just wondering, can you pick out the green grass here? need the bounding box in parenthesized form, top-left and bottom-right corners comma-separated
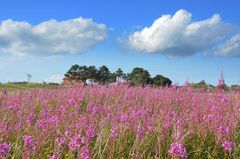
(0, 83, 59, 92)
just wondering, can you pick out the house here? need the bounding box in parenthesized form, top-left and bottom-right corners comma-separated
(63, 77, 84, 86)
(86, 79, 98, 86)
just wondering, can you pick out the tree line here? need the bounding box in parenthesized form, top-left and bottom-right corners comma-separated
(64, 65, 172, 87)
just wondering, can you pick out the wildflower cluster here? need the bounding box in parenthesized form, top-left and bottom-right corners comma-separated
(169, 143, 187, 158)
(0, 142, 10, 157)
(0, 85, 239, 158)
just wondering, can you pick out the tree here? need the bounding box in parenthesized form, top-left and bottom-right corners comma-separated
(98, 65, 111, 84)
(65, 65, 89, 84)
(77, 65, 89, 83)
(197, 80, 206, 86)
(65, 64, 80, 78)
(110, 68, 126, 83)
(128, 67, 151, 86)
(151, 74, 172, 87)
(64, 65, 172, 87)
(115, 68, 124, 78)
(86, 66, 98, 81)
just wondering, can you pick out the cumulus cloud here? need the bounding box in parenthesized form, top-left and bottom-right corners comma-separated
(211, 33, 240, 57)
(45, 74, 63, 83)
(0, 17, 107, 56)
(127, 9, 236, 57)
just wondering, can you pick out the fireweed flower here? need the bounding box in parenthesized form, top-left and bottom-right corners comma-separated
(217, 126, 231, 143)
(222, 140, 233, 152)
(80, 136, 85, 144)
(218, 126, 230, 136)
(0, 142, 10, 157)
(79, 146, 90, 159)
(136, 126, 145, 139)
(69, 135, 83, 151)
(22, 135, 37, 151)
(120, 113, 128, 123)
(69, 139, 80, 151)
(55, 136, 66, 147)
(111, 129, 118, 138)
(65, 131, 72, 138)
(107, 113, 111, 119)
(168, 143, 187, 159)
(26, 113, 36, 125)
(7, 104, 20, 110)
(67, 99, 76, 105)
(147, 124, 155, 132)
(86, 126, 95, 139)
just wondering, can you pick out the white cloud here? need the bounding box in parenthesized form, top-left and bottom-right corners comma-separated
(0, 17, 107, 56)
(127, 9, 236, 57)
(45, 74, 63, 83)
(211, 33, 240, 57)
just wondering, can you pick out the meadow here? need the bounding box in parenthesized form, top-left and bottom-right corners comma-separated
(0, 85, 240, 159)
(0, 83, 59, 92)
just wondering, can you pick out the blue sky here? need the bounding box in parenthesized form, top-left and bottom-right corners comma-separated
(0, 0, 240, 85)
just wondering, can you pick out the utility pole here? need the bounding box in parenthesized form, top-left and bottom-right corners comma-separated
(26, 74, 32, 84)
(218, 70, 225, 89)
(218, 71, 225, 86)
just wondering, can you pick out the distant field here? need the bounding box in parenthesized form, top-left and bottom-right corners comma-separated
(0, 83, 60, 92)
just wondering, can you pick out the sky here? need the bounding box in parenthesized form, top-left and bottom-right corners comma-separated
(0, 0, 240, 85)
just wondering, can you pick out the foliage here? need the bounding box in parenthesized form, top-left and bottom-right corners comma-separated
(65, 65, 172, 87)
(151, 74, 172, 87)
(86, 66, 98, 81)
(110, 68, 127, 83)
(65, 65, 89, 83)
(115, 68, 124, 78)
(97, 65, 111, 84)
(127, 67, 151, 86)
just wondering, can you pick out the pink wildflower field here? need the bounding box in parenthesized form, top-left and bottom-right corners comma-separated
(0, 85, 240, 159)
